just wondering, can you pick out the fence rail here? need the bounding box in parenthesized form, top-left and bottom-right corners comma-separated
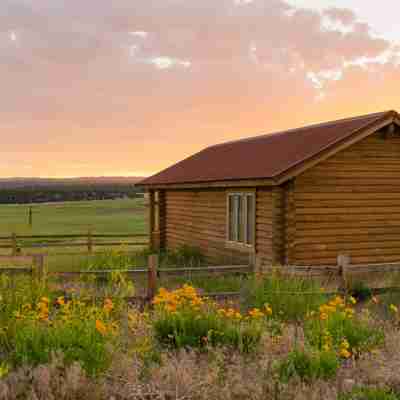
(5, 251, 400, 304)
(0, 232, 148, 255)
(0, 254, 44, 278)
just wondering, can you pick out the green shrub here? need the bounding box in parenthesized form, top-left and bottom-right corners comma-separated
(278, 349, 339, 382)
(9, 312, 113, 375)
(339, 387, 400, 400)
(85, 247, 150, 270)
(304, 300, 384, 356)
(243, 273, 326, 321)
(0, 275, 122, 376)
(152, 285, 268, 353)
(348, 281, 373, 302)
(159, 245, 205, 268)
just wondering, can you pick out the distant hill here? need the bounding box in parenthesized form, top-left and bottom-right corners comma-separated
(0, 177, 144, 189)
(0, 177, 147, 204)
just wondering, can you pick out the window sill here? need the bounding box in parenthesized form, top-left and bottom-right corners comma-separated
(225, 241, 255, 253)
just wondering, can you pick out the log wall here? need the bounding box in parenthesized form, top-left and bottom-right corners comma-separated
(164, 188, 275, 265)
(292, 130, 400, 265)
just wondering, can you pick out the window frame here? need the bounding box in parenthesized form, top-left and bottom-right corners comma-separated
(226, 190, 256, 249)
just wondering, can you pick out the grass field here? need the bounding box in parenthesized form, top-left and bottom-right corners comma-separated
(0, 198, 147, 235)
(0, 198, 148, 271)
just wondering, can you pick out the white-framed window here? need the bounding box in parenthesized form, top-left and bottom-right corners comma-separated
(227, 192, 255, 246)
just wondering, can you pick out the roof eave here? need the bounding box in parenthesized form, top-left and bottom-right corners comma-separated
(274, 111, 397, 185)
(137, 110, 398, 190)
(137, 177, 277, 190)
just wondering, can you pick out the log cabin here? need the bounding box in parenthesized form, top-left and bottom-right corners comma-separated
(138, 110, 400, 267)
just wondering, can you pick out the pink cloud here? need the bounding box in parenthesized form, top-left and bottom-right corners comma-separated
(0, 0, 399, 177)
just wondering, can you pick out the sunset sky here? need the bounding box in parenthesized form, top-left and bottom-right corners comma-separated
(2, 1, 400, 178)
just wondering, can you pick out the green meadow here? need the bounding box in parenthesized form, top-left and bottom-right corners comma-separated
(0, 198, 147, 235)
(0, 198, 148, 271)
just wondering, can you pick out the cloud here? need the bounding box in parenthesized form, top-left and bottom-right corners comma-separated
(0, 0, 399, 176)
(323, 7, 356, 25)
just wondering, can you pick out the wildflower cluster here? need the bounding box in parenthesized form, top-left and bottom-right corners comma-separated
(305, 295, 383, 360)
(152, 285, 271, 352)
(3, 291, 121, 375)
(153, 284, 203, 313)
(318, 296, 355, 321)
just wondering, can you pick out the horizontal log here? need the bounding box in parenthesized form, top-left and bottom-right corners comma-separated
(296, 206, 400, 215)
(297, 240, 400, 252)
(296, 226, 400, 237)
(296, 219, 400, 230)
(296, 185, 400, 194)
(296, 178, 400, 186)
(296, 192, 400, 201)
(295, 254, 400, 266)
(295, 233, 400, 245)
(295, 248, 400, 260)
(297, 199, 400, 208)
(297, 213, 400, 223)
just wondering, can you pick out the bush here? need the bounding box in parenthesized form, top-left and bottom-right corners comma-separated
(159, 245, 205, 268)
(305, 296, 384, 358)
(85, 247, 150, 270)
(348, 281, 373, 302)
(152, 285, 271, 352)
(278, 349, 339, 382)
(0, 276, 122, 375)
(243, 273, 326, 321)
(339, 387, 400, 400)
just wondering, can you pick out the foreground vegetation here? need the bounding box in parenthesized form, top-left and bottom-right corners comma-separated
(1, 271, 400, 399)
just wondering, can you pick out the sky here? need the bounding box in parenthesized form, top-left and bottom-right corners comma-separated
(2, 1, 400, 178)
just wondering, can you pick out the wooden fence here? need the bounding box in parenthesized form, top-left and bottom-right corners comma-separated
(0, 232, 148, 256)
(4, 252, 400, 303)
(0, 254, 45, 279)
(51, 256, 252, 301)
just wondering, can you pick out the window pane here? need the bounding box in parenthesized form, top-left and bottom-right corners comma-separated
(237, 195, 244, 242)
(228, 195, 235, 241)
(246, 195, 255, 245)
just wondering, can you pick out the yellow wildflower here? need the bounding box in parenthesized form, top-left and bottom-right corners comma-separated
(56, 296, 65, 306)
(320, 312, 328, 321)
(95, 319, 107, 336)
(13, 311, 22, 320)
(103, 298, 113, 313)
(345, 307, 354, 317)
(339, 348, 351, 359)
(340, 339, 350, 349)
(234, 312, 242, 320)
(390, 304, 398, 314)
(349, 296, 357, 305)
(264, 303, 273, 316)
(248, 308, 264, 319)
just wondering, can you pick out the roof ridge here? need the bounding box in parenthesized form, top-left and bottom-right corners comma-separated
(210, 110, 393, 149)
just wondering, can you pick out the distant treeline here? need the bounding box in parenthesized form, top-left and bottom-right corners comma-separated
(0, 177, 145, 204)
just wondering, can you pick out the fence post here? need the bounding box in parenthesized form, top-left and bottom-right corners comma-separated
(32, 254, 45, 281)
(337, 254, 350, 295)
(11, 232, 17, 256)
(147, 254, 158, 302)
(253, 255, 262, 276)
(87, 230, 93, 253)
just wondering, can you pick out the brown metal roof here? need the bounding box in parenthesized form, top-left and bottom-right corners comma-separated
(140, 110, 396, 186)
